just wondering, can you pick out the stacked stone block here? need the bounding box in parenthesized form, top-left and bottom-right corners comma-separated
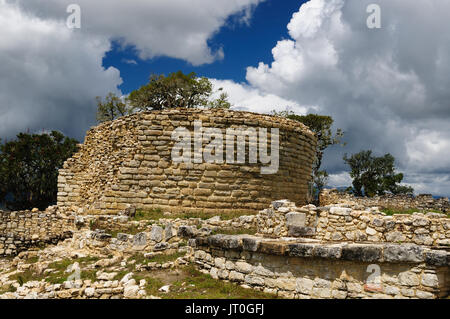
(0, 207, 74, 256)
(320, 189, 450, 212)
(57, 108, 317, 215)
(190, 234, 450, 299)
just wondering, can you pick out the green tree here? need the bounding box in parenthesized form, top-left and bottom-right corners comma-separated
(209, 90, 231, 109)
(96, 92, 130, 123)
(127, 71, 231, 111)
(343, 150, 414, 197)
(273, 111, 344, 192)
(0, 131, 79, 210)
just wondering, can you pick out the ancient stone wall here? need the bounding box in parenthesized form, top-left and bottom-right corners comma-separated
(190, 234, 450, 299)
(0, 207, 74, 256)
(256, 200, 450, 246)
(57, 108, 317, 215)
(319, 189, 450, 212)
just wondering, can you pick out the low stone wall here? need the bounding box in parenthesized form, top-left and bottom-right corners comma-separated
(190, 234, 450, 299)
(319, 189, 450, 212)
(0, 207, 74, 257)
(256, 200, 450, 246)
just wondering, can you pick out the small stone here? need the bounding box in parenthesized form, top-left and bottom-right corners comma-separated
(421, 273, 439, 288)
(150, 226, 163, 243)
(159, 285, 170, 293)
(365, 227, 377, 236)
(124, 285, 140, 298)
(84, 287, 95, 297)
(398, 271, 420, 286)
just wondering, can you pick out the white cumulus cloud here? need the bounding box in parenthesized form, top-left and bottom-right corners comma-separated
(0, 0, 264, 140)
(0, 1, 122, 140)
(224, 0, 450, 196)
(14, 0, 264, 65)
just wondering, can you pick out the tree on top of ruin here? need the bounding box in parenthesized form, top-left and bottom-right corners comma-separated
(126, 71, 231, 112)
(96, 93, 130, 123)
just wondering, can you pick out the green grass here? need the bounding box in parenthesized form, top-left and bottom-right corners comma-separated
(163, 266, 277, 299)
(147, 252, 186, 264)
(135, 208, 256, 222)
(9, 256, 101, 286)
(133, 208, 163, 221)
(25, 256, 39, 264)
(129, 266, 278, 299)
(381, 208, 449, 217)
(0, 284, 17, 294)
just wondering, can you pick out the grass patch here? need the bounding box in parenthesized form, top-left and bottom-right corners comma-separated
(133, 208, 163, 221)
(135, 208, 256, 222)
(129, 266, 277, 299)
(25, 256, 39, 264)
(164, 266, 277, 299)
(147, 252, 186, 264)
(9, 256, 101, 285)
(9, 270, 39, 286)
(0, 284, 16, 294)
(381, 208, 449, 217)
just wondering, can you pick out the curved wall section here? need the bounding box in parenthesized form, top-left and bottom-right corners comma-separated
(57, 108, 317, 215)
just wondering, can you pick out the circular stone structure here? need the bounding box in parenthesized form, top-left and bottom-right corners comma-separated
(57, 108, 317, 215)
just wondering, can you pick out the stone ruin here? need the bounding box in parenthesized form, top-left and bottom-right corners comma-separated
(57, 108, 317, 215)
(320, 188, 450, 213)
(1, 109, 449, 299)
(189, 198, 450, 299)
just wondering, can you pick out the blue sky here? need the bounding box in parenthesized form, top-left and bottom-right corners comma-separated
(103, 0, 308, 94)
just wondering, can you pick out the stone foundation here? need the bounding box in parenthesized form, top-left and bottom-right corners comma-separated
(190, 234, 450, 299)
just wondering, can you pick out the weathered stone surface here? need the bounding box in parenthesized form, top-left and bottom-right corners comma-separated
(313, 245, 342, 259)
(296, 278, 313, 295)
(341, 245, 382, 262)
(242, 237, 260, 252)
(421, 273, 439, 288)
(424, 250, 448, 266)
(285, 213, 306, 227)
(287, 226, 316, 237)
(133, 232, 147, 246)
(288, 243, 315, 258)
(272, 200, 290, 210)
(235, 262, 253, 274)
(259, 241, 287, 255)
(383, 244, 424, 263)
(150, 226, 163, 243)
(177, 225, 197, 239)
(57, 109, 317, 216)
(398, 271, 420, 286)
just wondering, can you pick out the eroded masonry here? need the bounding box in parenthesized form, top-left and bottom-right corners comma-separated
(57, 108, 317, 215)
(1, 110, 449, 299)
